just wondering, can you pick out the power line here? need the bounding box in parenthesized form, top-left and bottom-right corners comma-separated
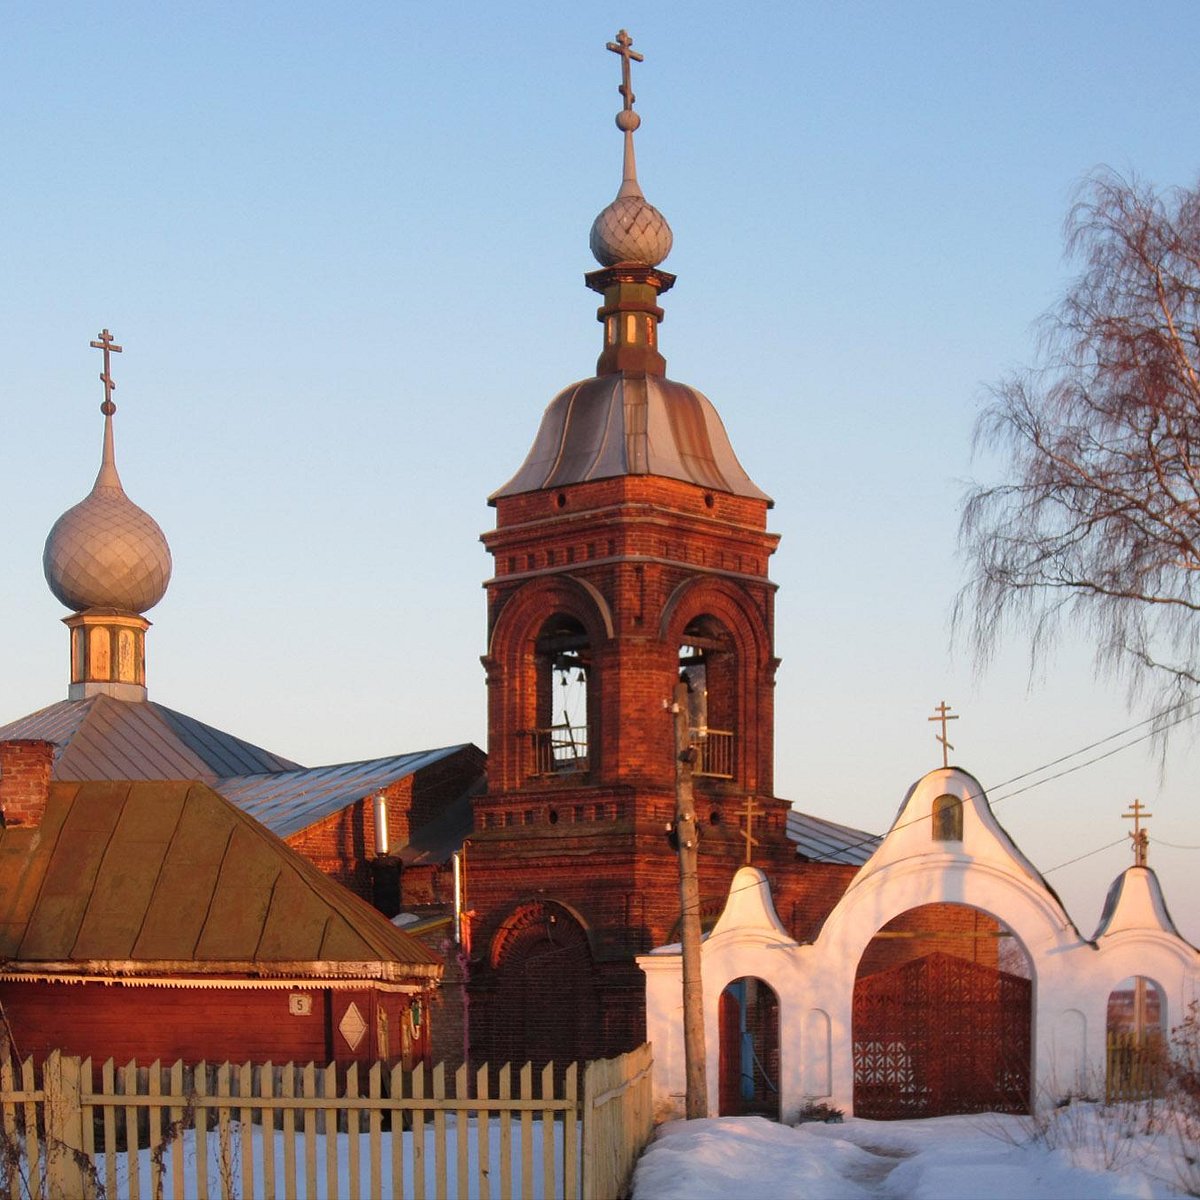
(673, 695, 1200, 920)
(813, 694, 1200, 863)
(1043, 837, 1127, 875)
(989, 701, 1200, 807)
(987, 694, 1200, 801)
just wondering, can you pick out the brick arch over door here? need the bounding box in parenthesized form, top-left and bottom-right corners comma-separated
(482, 900, 602, 1070)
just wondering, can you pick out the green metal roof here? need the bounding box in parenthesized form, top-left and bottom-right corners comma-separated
(0, 780, 440, 982)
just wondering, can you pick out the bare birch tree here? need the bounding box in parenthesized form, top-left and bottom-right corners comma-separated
(959, 170, 1200, 708)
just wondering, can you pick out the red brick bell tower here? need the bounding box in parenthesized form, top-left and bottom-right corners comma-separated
(467, 31, 798, 1068)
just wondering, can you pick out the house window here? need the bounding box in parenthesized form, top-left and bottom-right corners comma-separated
(932, 794, 963, 842)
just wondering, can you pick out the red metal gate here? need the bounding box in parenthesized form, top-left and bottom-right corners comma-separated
(718, 979, 779, 1117)
(853, 951, 1031, 1118)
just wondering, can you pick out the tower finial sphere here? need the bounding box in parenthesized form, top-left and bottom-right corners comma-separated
(616, 110, 640, 132)
(589, 196, 673, 267)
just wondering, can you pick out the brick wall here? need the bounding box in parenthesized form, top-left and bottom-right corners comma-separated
(482, 475, 779, 796)
(283, 746, 485, 910)
(0, 740, 54, 829)
(856, 902, 1004, 978)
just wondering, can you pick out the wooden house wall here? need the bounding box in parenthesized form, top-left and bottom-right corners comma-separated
(0, 981, 430, 1069)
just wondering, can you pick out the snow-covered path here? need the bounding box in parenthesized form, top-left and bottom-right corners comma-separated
(630, 1110, 1192, 1200)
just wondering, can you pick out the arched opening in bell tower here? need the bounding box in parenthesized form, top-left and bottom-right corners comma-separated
(679, 615, 736, 779)
(532, 614, 591, 776)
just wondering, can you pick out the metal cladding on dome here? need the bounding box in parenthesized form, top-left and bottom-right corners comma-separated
(490, 373, 771, 503)
(590, 194, 673, 269)
(589, 29, 673, 268)
(43, 331, 173, 615)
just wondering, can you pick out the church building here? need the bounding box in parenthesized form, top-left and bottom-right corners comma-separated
(4, 30, 1188, 1129)
(0, 332, 480, 1066)
(464, 31, 874, 1070)
(459, 33, 1199, 1122)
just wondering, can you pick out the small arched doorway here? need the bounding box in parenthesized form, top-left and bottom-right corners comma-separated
(718, 977, 780, 1117)
(1106, 975, 1166, 1101)
(852, 903, 1032, 1118)
(486, 901, 600, 1071)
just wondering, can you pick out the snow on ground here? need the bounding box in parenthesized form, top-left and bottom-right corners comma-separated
(631, 1107, 1195, 1200)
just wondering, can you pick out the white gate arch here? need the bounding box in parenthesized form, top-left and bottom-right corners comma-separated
(641, 767, 1200, 1121)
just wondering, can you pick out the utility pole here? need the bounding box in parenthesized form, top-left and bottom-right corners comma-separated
(671, 680, 709, 1118)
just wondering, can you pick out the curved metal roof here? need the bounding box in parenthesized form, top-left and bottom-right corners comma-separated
(491, 373, 771, 503)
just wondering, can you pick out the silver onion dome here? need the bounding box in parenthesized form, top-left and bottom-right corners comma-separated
(589, 192, 673, 268)
(44, 403, 172, 614)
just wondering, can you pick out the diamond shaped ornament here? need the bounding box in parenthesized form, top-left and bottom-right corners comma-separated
(338, 1002, 368, 1051)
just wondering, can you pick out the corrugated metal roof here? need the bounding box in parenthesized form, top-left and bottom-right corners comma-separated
(0, 695, 300, 781)
(786, 809, 879, 866)
(0, 780, 440, 979)
(216, 746, 473, 840)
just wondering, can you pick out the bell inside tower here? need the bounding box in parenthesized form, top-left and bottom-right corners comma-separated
(533, 615, 591, 775)
(679, 616, 736, 780)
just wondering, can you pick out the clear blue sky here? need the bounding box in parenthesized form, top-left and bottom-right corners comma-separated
(5, 3, 1199, 943)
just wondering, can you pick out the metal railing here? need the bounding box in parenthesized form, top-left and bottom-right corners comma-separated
(694, 729, 734, 778)
(528, 725, 730, 777)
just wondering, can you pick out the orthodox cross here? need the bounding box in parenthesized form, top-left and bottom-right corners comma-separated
(606, 29, 643, 113)
(928, 700, 958, 769)
(740, 796, 760, 866)
(1122, 798, 1153, 867)
(89, 328, 122, 415)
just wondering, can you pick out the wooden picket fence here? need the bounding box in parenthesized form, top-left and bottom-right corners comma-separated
(1106, 1029, 1166, 1103)
(0, 1042, 653, 1200)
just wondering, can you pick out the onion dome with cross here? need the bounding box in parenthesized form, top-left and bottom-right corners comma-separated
(43, 330, 172, 616)
(492, 31, 768, 502)
(588, 30, 673, 268)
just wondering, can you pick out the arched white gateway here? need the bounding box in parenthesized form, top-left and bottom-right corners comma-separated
(640, 767, 1200, 1122)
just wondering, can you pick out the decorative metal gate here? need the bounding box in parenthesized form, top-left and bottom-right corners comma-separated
(853, 951, 1031, 1118)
